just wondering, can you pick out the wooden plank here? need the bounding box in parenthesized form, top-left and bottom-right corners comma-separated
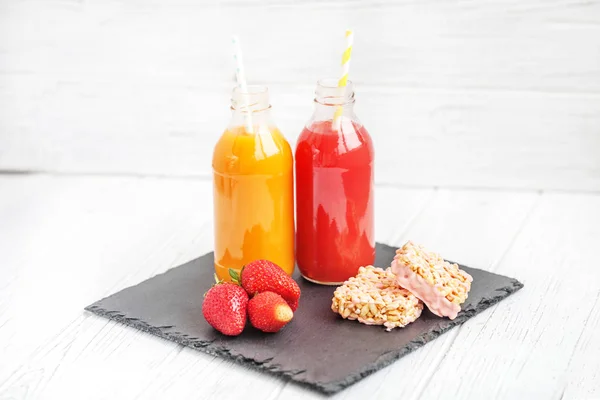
(2, 0, 599, 92)
(563, 290, 600, 399)
(0, 175, 214, 391)
(1, 0, 600, 190)
(417, 193, 600, 399)
(275, 188, 539, 399)
(2, 83, 599, 191)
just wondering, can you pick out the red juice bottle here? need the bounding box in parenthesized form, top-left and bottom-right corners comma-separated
(295, 79, 375, 285)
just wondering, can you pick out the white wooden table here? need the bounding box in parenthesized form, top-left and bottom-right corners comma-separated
(1, 0, 600, 398)
(1, 175, 599, 399)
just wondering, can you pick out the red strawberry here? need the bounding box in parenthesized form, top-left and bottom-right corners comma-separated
(202, 282, 249, 336)
(288, 298, 299, 312)
(248, 291, 293, 333)
(230, 260, 301, 311)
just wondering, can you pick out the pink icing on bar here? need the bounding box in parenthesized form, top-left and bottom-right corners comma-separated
(391, 259, 461, 320)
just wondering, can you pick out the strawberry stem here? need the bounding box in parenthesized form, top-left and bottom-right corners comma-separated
(204, 273, 224, 297)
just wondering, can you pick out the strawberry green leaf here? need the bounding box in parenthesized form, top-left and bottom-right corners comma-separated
(229, 268, 241, 285)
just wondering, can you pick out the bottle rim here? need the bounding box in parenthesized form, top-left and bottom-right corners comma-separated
(314, 78, 355, 106)
(231, 85, 271, 113)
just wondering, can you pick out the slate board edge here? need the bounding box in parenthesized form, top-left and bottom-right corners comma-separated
(83, 303, 320, 393)
(84, 276, 524, 395)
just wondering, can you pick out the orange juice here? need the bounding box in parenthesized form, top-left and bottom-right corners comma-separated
(212, 87, 294, 281)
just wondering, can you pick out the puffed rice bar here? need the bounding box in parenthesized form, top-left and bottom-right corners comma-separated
(391, 241, 473, 320)
(331, 266, 424, 331)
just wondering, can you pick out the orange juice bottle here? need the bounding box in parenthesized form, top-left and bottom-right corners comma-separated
(212, 86, 294, 281)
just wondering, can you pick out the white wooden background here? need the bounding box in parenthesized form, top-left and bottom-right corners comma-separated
(1, 0, 600, 190)
(1, 0, 600, 399)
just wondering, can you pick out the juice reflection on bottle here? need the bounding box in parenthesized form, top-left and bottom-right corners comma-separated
(295, 79, 375, 285)
(212, 86, 295, 281)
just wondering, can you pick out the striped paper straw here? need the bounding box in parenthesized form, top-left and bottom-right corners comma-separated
(232, 35, 254, 133)
(332, 29, 354, 132)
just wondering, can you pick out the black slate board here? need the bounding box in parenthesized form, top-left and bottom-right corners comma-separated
(85, 243, 523, 395)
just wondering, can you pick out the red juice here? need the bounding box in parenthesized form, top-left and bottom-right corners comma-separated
(295, 119, 375, 284)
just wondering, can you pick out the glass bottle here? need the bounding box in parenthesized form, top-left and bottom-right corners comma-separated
(295, 79, 375, 285)
(212, 86, 295, 281)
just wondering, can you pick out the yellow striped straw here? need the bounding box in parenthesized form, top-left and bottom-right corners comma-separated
(332, 29, 354, 132)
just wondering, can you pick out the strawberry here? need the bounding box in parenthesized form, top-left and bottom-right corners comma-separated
(202, 281, 249, 336)
(230, 260, 301, 311)
(287, 297, 299, 312)
(247, 291, 294, 333)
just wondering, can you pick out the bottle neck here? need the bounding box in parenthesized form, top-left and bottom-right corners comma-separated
(312, 102, 356, 121)
(229, 85, 273, 132)
(309, 78, 358, 126)
(230, 108, 272, 129)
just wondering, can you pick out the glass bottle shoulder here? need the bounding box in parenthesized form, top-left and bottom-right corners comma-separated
(296, 120, 374, 168)
(212, 125, 293, 176)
